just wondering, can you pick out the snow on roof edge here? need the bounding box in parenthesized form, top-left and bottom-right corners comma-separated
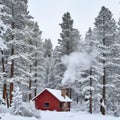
(32, 88, 72, 102)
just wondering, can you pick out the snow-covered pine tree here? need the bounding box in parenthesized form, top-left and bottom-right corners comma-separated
(80, 27, 103, 114)
(94, 6, 117, 115)
(42, 57, 53, 88)
(58, 12, 80, 56)
(56, 12, 81, 90)
(0, 1, 10, 106)
(0, 0, 39, 104)
(107, 18, 120, 116)
(10, 87, 22, 115)
(42, 39, 56, 89)
(30, 22, 44, 95)
(17, 19, 36, 102)
(48, 46, 63, 89)
(17, 20, 44, 101)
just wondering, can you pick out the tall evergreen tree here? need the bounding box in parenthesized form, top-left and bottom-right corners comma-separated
(19, 21, 44, 101)
(0, 0, 38, 104)
(56, 12, 81, 90)
(58, 12, 80, 56)
(42, 46, 64, 90)
(0, 2, 8, 104)
(30, 22, 44, 97)
(42, 39, 54, 89)
(107, 18, 120, 116)
(82, 27, 103, 114)
(94, 6, 117, 115)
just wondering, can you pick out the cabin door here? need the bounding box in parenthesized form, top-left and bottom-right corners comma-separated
(59, 102, 69, 111)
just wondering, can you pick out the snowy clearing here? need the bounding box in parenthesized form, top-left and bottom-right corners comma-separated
(41, 111, 120, 120)
(0, 111, 120, 120)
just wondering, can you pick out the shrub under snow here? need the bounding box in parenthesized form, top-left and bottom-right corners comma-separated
(0, 104, 7, 113)
(13, 102, 40, 118)
(0, 95, 7, 113)
(10, 87, 40, 118)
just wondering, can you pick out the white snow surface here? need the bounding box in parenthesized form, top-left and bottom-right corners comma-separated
(0, 110, 119, 120)
(33, 88, 72, 102)
(0, 113, 38, 120)
(46, 88, 72, 102)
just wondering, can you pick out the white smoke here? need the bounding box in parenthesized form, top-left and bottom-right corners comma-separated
(61, 51, 97, 85)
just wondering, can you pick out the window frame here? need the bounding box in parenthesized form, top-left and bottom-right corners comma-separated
(44, 102, 50, 108)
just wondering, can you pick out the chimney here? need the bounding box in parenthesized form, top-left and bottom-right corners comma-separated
(61, 87, 67, 98)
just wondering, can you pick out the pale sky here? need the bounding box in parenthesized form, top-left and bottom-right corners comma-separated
(28, 0, 120, 47)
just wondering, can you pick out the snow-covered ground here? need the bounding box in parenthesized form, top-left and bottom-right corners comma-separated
(0, 110, 120, 120)
(0, 113, 37, 120)
(41, 111, 120, 120)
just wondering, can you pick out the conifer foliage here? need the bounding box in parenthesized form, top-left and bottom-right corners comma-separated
(10, 87, 22, 115)
(94, 6, 117, 115)
(58, 12, 80, 56)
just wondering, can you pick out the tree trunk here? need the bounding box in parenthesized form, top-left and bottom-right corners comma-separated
(9, 82, 13, 106)
(9, 5, 15, 106)
(101, 67, 106, 115)
(9, 46, 14, 106)
(1, 50, 5, 72)
(1, 50, 7, 101)
(3, 83, 6, 100)
(89, 67, 92, 114)
(100, 15, 106, 115)
(6, 92, 9, 108)
(76, 93, 79, 104)
(101, 33, 106, 115)
(29, 62, 32, 101)
(10, 47, 14, 78)
(34, 79, 37, 96)
(34, 60, 37, 97)
(29, 79, 32, 101)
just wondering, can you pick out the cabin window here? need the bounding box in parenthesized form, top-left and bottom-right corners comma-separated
(44, 102, 49, 108)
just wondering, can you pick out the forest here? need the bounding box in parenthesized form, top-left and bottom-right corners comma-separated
(0, 0, 120, 118)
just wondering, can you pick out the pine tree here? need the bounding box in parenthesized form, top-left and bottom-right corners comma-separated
(94, 6, 117, 115)
(107, 18, 120, 116)
(10, 87, 22, 115)
(0, 1, 9, 106)
(31, 22, 44, 96)
(82, 28, 103, 113)
(18, 21, 44, 101)
(50, 46, 63, 89)
(58, 12, 80, 56)
(42, 39, 55, 89)
(0, 0, 39, 104)
(56, 12, 81, 90)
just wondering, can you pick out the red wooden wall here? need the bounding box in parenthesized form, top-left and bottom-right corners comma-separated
(35, 90, 61, 111)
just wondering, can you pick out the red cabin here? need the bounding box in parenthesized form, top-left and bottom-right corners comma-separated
(32, 88, 72, 111)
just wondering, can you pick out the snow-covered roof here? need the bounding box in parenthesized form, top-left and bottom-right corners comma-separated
(33, 88, 72, 102)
